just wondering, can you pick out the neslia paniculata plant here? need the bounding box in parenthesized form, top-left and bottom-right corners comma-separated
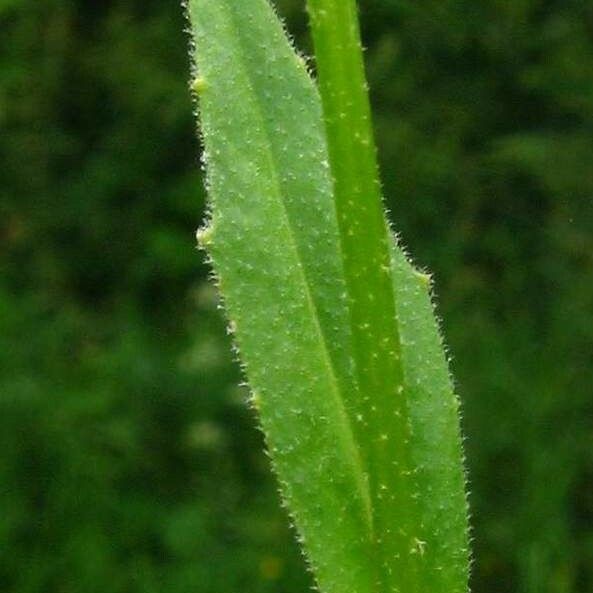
(186, 1, 470, 592)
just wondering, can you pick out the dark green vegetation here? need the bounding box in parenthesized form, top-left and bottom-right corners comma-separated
(1, 1, 591, 592)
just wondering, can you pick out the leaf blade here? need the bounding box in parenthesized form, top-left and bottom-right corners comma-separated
(391, 241, 470, 591)
(188, 1, 377, 591)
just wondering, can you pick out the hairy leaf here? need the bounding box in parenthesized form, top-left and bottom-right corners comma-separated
(187, 1, 469, 592)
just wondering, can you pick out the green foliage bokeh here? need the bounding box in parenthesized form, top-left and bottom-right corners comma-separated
(1, 1, 591, 592)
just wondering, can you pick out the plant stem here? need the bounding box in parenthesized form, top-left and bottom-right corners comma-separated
(306, 1, 420, 591)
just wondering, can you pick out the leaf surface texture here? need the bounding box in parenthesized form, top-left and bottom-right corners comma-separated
(188, 1, 469, 592)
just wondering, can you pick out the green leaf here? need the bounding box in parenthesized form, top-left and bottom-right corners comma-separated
(186, 1, 469, 592)
(307, 1, 469, 590)
(391, 245, 470, 591)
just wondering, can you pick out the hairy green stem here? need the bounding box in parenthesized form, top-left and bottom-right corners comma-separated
(306, 1, 420, 591)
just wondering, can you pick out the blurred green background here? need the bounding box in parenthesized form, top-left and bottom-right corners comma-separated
(1, 0, 592, 591)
